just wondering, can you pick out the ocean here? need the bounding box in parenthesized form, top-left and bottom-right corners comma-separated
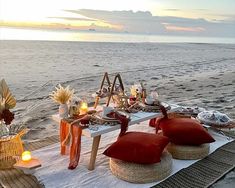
(1, 27, 235, 44)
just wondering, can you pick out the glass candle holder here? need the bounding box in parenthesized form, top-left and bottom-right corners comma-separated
(22, 151, 32, 162)
(80, 101, 88, 115)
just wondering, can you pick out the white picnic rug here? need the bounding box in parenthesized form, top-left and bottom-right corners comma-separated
(33, 122, 233, 188)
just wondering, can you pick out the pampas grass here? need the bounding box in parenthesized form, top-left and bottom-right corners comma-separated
(50, 84, 74, 104)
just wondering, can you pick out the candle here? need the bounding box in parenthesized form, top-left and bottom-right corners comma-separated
(22, 151, 32, 162)
(80, 102, 88, 115)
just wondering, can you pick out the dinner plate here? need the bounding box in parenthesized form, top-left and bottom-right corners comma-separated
(102, 115, 117, 120)
(197, 111, 232, 127)
(95, 112, 117, 121)
(139, 101, 171, 110)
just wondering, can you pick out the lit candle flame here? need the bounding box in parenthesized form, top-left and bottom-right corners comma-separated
(22, 151, 32, 162)
(80, 102, 88, 114)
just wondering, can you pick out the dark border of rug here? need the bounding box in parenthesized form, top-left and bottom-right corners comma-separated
(151, 137, 235, 188)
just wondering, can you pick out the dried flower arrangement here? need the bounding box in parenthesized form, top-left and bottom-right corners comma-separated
(50, 84, 74, 104)
(130, 84, 143, 97)
(0, 79, 17, 138)
(0, 79, 16, 125)
(0, 80, 28, 170)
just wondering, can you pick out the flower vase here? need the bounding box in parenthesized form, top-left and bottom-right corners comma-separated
(0, 121, 9, 138)
(59, 104, 69, 118)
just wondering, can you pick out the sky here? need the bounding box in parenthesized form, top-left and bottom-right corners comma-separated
(0, 0, 235, 38)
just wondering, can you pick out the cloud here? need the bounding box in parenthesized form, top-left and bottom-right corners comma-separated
(2, 7, 234, 38)
(61, 9, 235, 37)
(161, 16, 235, 37)
(65, 9, 165, 34)
(164, 25, 205, 32)
(164, 9, 181, 11)
(207, 13, 235, 22)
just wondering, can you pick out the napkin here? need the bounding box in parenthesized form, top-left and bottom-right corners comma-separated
(107, 111, 130, 137)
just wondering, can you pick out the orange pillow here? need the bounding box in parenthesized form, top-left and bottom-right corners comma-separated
(103, 132, 169, 164)
(158, 118, 215, 145)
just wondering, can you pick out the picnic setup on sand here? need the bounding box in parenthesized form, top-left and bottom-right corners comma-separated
(1, 73, 235, 188)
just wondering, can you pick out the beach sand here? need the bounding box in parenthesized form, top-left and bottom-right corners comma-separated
(21, 69, 235, 187)
(20, 69, 235, 141)
(1, 41, 235, 186)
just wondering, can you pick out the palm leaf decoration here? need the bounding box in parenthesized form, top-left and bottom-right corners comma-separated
(0, 79, 16, 109)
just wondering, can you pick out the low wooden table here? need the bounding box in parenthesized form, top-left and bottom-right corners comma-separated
(52, 104, 180, 170)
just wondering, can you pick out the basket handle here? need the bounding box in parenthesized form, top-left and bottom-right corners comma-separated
(18, 129, 28, 137)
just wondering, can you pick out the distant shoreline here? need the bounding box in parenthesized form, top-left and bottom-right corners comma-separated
(1, 27, 235, 44)
(2, 39, 235, 45)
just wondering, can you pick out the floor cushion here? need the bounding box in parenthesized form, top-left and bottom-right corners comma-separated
(167, 142, 210, 160)
(103, 132, 169, 164)
(158, 118, 215, 145)
(109, 151, 172, 183)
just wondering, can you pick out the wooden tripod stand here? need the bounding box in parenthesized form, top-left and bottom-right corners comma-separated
(93, 72, 125, 108)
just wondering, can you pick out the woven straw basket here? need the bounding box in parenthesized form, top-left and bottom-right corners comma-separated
(167, 143, 209, 160)
(0, 129, 26, 169)
(109, 151, 172, 183)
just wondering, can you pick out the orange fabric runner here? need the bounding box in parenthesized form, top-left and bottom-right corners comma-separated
(60, 112, 130, 170)
(60, 120, 83, 170)
(60, 120, 70, 155)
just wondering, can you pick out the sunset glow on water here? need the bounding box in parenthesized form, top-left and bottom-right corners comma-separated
(1, 27, 235, 44)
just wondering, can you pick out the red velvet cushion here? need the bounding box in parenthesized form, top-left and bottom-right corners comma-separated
(103, 132, 169, 164)
(158, 118, 215, 145)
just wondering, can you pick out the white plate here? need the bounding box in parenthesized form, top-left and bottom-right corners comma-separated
(139, 101, 170, 110)
(96, 112, 117, 120)
(197, 111, 232, 126)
